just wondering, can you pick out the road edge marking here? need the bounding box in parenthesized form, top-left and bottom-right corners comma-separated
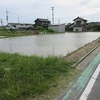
(79, 63, 100, 100)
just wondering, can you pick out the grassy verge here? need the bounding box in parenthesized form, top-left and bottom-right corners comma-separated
(0, 53, 78, 100)
(0, 28, 36, 38)
(63, 37, 100, 62)
(35, 26, 56, 34)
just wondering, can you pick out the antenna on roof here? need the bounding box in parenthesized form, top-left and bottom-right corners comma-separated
(6, 10, 9, 25)
(51, 7, 54, 24)
(58, 19, 60, 24)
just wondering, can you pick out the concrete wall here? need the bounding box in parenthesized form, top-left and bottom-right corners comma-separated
(59, 24, 65, 32)
(49, 24, 65, 33)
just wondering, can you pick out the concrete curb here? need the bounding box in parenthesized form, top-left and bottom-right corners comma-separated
(72, 44, 100, 67)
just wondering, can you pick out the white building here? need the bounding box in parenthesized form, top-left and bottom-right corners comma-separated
(73, 17, 87, 32)
(6, 23, 33, 30)
(49, 24, 65, 33)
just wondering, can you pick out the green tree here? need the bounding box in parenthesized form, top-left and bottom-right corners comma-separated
(65, 23, 73, 32)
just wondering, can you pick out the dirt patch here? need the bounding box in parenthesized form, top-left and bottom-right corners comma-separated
(62, 37, 100, 62)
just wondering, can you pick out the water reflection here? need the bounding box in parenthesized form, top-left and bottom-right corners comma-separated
(0, 32, 100, 57)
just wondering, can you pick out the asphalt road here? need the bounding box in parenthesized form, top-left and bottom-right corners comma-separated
(87, 66, 100, 100)
(57, 46, 100, 100)
(76, 45, 100, 70)
(79, 63, 100, 100)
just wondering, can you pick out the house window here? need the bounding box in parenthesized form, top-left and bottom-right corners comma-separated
(42, 22, 45, 25)
(13, 25, 16, 28)
(76, 21, 81, 25)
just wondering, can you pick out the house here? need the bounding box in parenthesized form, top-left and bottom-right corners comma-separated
(73, 17, 87, 32)
(49, 23, 65, 33)
(6, 23, 33, 30)
(34, 18, 51, 29)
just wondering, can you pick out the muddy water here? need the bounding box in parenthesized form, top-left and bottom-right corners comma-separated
(0, 32, 100, 57)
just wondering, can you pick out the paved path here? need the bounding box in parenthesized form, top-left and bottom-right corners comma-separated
(76, 45, 100, 70)
(57, 45, 100, 100)
(79, 64, 100, 100)
(87, 70, 100, 100)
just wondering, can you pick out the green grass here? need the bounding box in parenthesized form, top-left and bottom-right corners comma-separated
(35, 26, 55, 34)
(98, 37, 100, 43)
(0, 53, 75, 100)
(0, 28, 33, 37)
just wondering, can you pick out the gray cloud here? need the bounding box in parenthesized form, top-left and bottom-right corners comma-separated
(0, 0, 100, 24)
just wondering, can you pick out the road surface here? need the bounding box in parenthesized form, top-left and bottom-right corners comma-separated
(57, 46, 100, 100)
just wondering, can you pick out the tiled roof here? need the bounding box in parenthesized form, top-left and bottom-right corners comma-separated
(73, 17, 87, 21)
(35, 18, 50, 22)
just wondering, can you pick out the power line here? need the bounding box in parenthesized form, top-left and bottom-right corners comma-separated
(7, 11, 35, 23)
(9, 11, 34, 18)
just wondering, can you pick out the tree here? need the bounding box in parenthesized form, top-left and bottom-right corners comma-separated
(65, 23, 73, 32)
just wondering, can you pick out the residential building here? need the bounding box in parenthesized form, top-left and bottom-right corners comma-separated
(49, 23, 65, 33)
(73, 17, 87, 32)
(34, 18, 51, 29)
(6, 23, 33, 30)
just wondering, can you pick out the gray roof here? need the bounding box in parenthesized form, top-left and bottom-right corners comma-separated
(8, 23, 33, 25)
(8, 23, 19, 25)
(35, 18, 50, 22)
(73, 17, 87, 21)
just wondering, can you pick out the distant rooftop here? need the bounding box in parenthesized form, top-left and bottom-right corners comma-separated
(8, 23, 33, 25)
(34, 18, 50, 22)
(73, 17, 87, 21)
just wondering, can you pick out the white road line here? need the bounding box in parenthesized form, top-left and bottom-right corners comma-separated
(79, 63, 100, 100)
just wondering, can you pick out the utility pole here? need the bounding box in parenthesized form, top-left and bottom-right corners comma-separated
(58, 19, 60, 24)
(0, 19, 3, 26)
(6, 10, 9, 25)
(51, 7, 54, 24)
(18, 16, 19, 23)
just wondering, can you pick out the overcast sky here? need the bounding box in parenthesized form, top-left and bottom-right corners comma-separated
(0, 0, 100, 25)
